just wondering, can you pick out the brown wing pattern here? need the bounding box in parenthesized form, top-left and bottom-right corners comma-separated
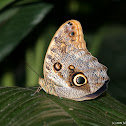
(38, 20, 109, 101)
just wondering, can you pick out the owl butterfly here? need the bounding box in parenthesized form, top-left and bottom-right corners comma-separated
(36, 20, 109, 101)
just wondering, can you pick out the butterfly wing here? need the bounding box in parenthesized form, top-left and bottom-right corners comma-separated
(40, 20, 109, 101)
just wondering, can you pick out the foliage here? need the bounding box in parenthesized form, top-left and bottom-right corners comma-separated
(0, 87, 126, 126)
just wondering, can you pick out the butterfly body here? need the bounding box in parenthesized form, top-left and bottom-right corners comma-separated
(38, 20, 109, 101)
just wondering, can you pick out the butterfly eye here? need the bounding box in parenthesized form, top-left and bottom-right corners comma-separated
(54, 62, 62, 71)
(73, 73, 87, 86)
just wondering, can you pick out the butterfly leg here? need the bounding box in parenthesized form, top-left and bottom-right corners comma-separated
(31, 77, 44, 96)
(31, 85, 42, 96)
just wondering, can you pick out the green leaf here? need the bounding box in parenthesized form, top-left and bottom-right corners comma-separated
(0, 0, 15, 10)
(14, 0, 42, 6)
(0, 87, 126, 126)
(0, 3, 53, 62)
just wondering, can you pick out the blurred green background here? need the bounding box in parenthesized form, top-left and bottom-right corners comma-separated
(0, 0, 126, 105)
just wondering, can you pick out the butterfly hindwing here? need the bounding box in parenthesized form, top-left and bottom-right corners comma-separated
(38, 20, 109, 101)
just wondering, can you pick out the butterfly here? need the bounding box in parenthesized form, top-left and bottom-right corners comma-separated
(35, 20, 109, 101)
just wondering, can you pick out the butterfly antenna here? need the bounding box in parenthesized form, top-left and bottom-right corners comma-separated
(26, 63, 43, 96)
(26, 63, 41, 77)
